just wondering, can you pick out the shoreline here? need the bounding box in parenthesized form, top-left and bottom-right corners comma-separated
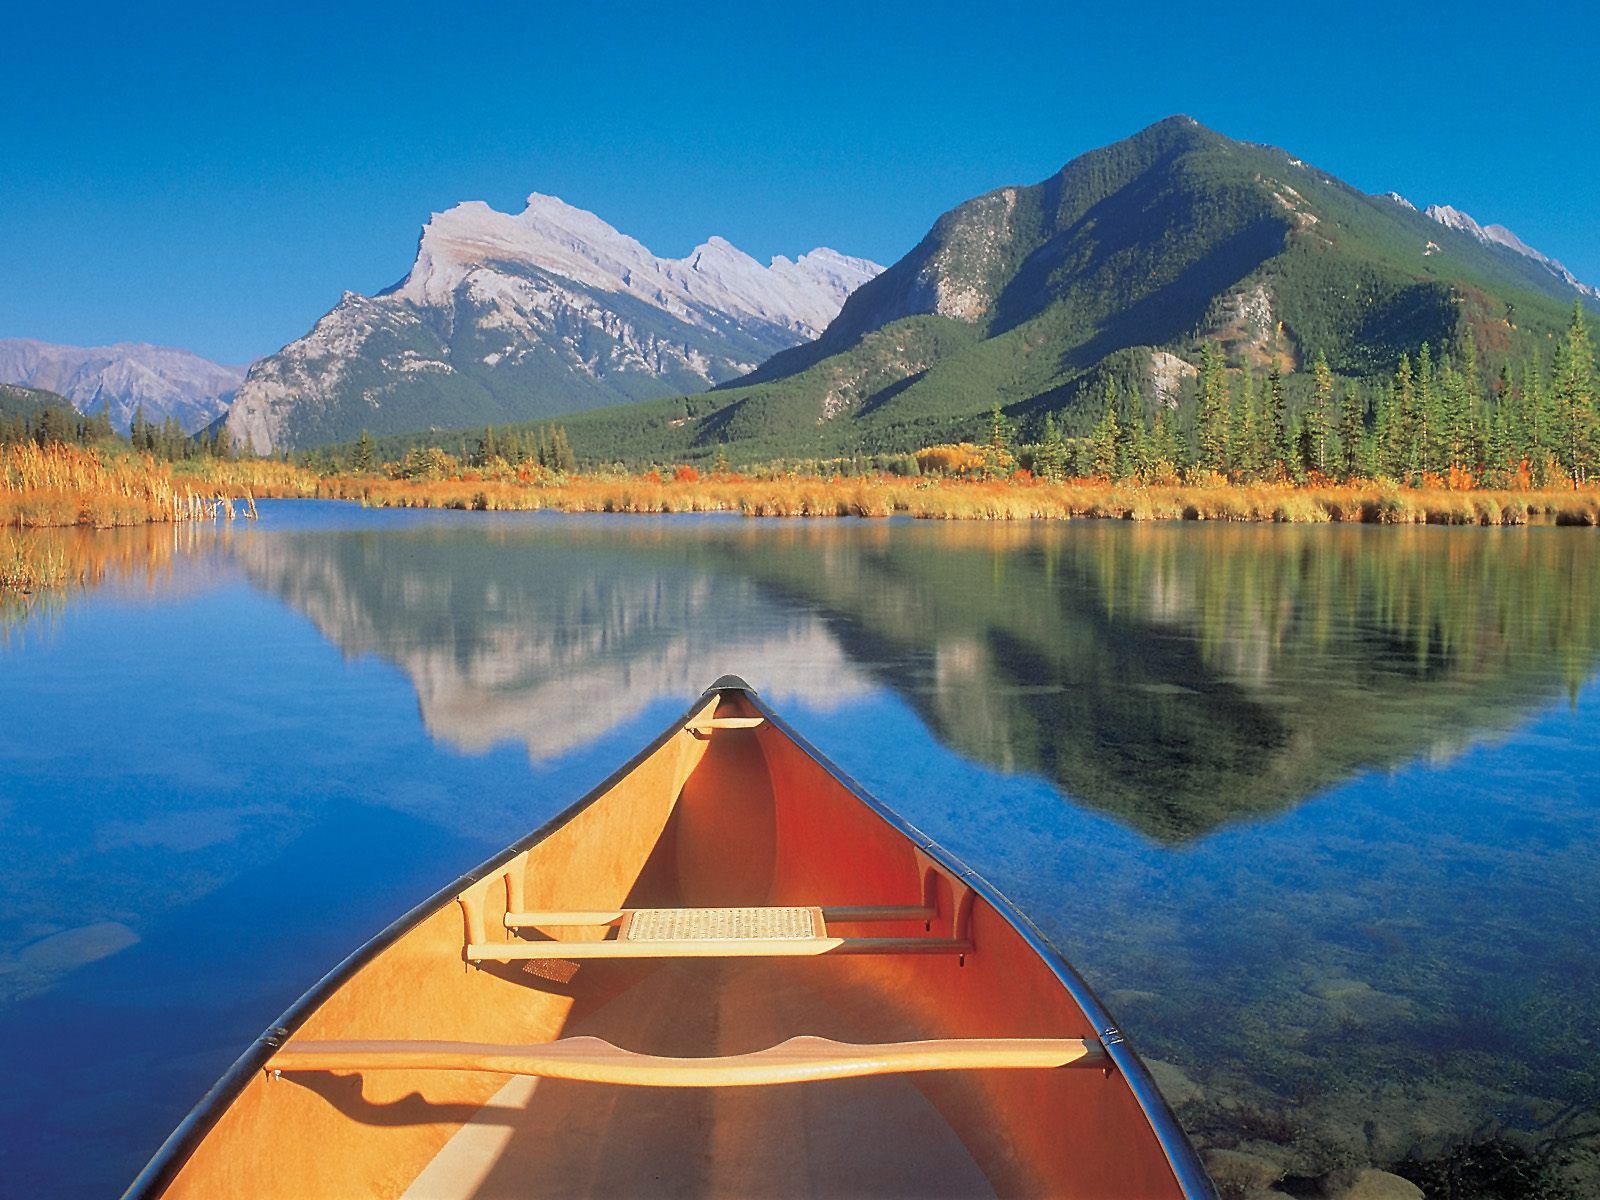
(323, 476, 1600, 527)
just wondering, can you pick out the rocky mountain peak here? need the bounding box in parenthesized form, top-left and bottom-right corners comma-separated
(0, 338, 245, 431)
(224, 192, 882, 452)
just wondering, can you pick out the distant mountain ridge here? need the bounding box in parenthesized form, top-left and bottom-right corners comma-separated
(0, 340, 245, 433)
(225, 194, 882, 453)
(544, 116, 1599, 465)
(1405, 200, 1599, 301)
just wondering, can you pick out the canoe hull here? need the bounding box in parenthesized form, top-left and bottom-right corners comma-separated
(124, 679, 1214, 1199)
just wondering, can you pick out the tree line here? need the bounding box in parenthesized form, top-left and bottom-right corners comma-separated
(0, 400, 239, 462)
(1027, 301, 1597, 488)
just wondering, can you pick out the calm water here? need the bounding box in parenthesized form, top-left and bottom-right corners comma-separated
(2, 503, 1598, 1197)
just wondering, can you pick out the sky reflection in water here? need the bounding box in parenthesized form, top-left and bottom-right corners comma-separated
(0, 502, 1597, 1197)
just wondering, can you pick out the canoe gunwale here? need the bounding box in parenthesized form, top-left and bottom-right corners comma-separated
(122, 676, 1216, 1200)
(741, 689, 1219, 1200)
(119, 689, 715, 1200)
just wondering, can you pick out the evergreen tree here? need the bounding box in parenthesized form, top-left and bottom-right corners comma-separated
(34, 405, 70, 445)
(1121, 379, 1148, 479)
(984, 402, 1014, 476)
(130, 403, 151, 453)
(1034, 413, 1068, 482)
(551, 425, 577, 472)
(1382, 356, 1413, 479)
(1231, 365, 1258, 479)
(1415, 344, 1443, 475)
(1149, 402, 1182, 479)
(472, 425, 499, 467)
(1337, 381, 1365, 481)
(1266, 362, 1291, 479)
(1520, 364, 1551, 485)
(1092, 381, 1121, 478)
(1195, 342, 1230, 474)
(1551, 300, 1596, 485)
(1303, 352, 1332, 476)
(352, 430, 373, 472)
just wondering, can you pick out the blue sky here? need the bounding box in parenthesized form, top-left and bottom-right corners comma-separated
(4, 0, 1596, 364)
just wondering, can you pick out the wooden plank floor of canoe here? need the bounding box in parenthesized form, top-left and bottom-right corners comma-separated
(398, 959, 996, 1199)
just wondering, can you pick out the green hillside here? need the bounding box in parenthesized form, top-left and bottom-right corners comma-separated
(0, 384, 83, 441)
(322, 118, 1597, 468)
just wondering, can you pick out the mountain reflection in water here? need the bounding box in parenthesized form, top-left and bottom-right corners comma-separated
(3, 506, 1598, 1196)
(231, 517, 1600, 841)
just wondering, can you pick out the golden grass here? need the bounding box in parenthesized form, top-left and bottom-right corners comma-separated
(328, 471, 1600, 527)
(0, 443, 308, 532)
(6, 441, 1598, 560)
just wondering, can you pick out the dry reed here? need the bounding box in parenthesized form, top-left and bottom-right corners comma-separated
(326, 471, 1600, 527)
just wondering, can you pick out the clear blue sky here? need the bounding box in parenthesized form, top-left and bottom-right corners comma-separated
(4, 0, 1596, 365)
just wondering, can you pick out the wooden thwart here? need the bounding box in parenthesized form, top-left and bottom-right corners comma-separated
(468, 935, 972, 961)
(473, 904, 969, 962)
(267, 1035, 1104, 1088)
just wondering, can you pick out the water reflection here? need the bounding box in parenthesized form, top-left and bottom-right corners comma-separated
(3, 508, 1598, 1196)
(231, 517, 1600, 841)
(230, 524, 871, 761)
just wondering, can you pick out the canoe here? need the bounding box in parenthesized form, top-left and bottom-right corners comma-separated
(124, 676, 1215, 1199)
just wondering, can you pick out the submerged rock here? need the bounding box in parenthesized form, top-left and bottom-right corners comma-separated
(1202, 1147, 1284, 1192)
(1143, 1056, 1202, 1107)
(1328, 1168, 1423, 1200)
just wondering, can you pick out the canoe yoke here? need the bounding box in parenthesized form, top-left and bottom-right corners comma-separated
(458, 849, 978, 965)
(264, 1034, 1107, 1088)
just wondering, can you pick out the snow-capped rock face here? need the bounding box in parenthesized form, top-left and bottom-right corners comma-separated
(0, 339, 246, 432)
(226, 195, 882, 453)
(394, 194, 877, 339)
(1423, 204, 1598, 300)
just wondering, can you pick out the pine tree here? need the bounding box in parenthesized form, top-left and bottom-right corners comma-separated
(130, 403, 151, 453)
(1266, 362, 1291, 480)
(1122, 379, 1148, 479)
(985, 402, 1014, 477)
(1338, 381, 1365, 482)
(1384, 356, 1414, 480)
(552, 426, 577, 473)
(1092, 381, 1121, 479)
(1520, 363, 1551, 485)
(1552, 300, 1596, 485)
(1231, 364, 1258, 479)
(1149, 401, 1182, 479)
(1415, 343, 1443, 476)
(1304, 352, 1332, 477)
(352, 430, 373, 472)
(1034, 413, 1067, 482)
(1195, 342, 1229, 474)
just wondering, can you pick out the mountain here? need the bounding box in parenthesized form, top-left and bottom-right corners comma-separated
(1412, 201, 1599, 301)
(225, 194, 882, 453)
(548, 116, 1599, 465)
(0, 340, 246, 433)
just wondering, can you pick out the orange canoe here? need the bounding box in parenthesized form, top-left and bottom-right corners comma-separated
(124, 676, 1215, 1198)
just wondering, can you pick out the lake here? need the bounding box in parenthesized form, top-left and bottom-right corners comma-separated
(2, 502, 1597, 1197)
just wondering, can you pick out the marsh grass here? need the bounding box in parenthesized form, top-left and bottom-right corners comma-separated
(333, 472, 1600, 527)
(0, 442, 299, 536)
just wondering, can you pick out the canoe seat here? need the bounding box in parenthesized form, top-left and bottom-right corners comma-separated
(266, 1034, 1105, 1087)
(470, 905, 971, 962)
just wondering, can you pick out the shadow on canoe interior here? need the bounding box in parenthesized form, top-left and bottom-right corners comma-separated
(145, 685, 1206, 1199)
